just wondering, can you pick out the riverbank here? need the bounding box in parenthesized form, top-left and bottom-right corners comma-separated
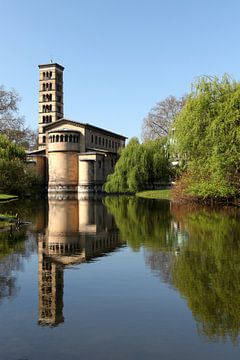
(0, 194, 18, 202)
(136, 189, 171, 200)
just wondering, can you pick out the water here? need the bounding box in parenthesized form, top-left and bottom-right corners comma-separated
(0, 196, 240, 359)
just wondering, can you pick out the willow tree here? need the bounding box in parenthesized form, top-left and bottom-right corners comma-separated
(174, 75, 240, 199)
(104, 137, 172, 193)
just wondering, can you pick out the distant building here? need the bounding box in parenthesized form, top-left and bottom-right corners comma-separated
(28, 63, 126, 194)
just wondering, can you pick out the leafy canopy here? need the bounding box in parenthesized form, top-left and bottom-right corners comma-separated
(173, 75, 240, 198)
(104, 137, 172, 193)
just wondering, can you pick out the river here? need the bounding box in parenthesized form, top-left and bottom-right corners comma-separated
(0, 196, 240, 360)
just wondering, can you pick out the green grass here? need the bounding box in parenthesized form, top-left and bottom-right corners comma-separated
(0, 194, 18, 200)
(136, 189, 171, 200)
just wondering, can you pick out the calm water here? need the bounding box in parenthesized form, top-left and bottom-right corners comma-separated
(0, 196, 240, 360)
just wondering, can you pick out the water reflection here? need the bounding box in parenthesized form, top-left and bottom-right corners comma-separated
(37, 198, 125, 327)
(105, 196, 240, 344)
(0, 228, 36, 304)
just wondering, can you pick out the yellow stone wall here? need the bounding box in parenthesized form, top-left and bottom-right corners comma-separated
(48, 152, 78, 186)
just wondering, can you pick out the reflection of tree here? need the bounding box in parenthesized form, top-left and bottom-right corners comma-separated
(104, 196, 176, 251)
(106, 196, 240, 343)
(0, 229, 36, 304)
(144, 250, 174, 285)
(171, 205, 240, 344)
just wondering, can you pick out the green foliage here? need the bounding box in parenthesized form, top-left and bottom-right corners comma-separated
(174, 75, 240, 199)
(104, 137, 172, 193)
(0, 134, 26, 161)
(0, 135, 43, 197)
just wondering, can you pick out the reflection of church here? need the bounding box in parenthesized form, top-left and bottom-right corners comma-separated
(37, 199, 125, 326)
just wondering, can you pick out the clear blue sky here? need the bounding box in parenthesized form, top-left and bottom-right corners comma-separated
(1, 0, 240, 139)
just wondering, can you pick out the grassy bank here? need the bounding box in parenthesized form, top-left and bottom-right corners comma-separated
(0, 194, 18, 201)
(136, 189, 171, 200)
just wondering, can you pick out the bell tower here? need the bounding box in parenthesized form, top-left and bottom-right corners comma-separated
(38, 63, 64, 149)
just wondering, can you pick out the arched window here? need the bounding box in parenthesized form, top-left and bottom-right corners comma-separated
(49, 105, 52, 111)
(43, 72, 45, 79)
(43, 136, 46, 143)
(43, 94, 46, 102)
(56, 135, 59, 142)
(50, 71, 52, 78)
(42, 105, 45, 112)
(43, 83, 46, 91)
(46, 71, 49, 79)
(49, 115, 52, 122)
(53, 135, 55, 142)
(69, 135, 73, 142)
(65, 134, 68, 142)
(43, 116, 45, 123)
(60, 135, 63, 142)
(49, 83, 52, 90)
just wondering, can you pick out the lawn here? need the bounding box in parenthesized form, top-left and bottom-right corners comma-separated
(0, 194, 18, 200)
(136, 189, 171, 200)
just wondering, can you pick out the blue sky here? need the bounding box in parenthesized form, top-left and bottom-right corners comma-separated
(1, 0, 240, 139)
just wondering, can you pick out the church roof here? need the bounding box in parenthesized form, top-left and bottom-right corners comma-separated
(43, 118, 127, 140)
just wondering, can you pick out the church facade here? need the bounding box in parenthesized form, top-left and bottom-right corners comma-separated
(28, 63, 126, 194)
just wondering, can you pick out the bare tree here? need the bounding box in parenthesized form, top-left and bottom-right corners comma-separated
(141, 95, 187, 141)
(0, 85, 37, 150)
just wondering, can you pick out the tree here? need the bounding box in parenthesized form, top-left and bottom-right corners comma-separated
(0, 134, 42, 196)
(104, 137, 172, 193)
(173, 75, 240, 199)
(0, 85, 37, 150)
(141, 95, 187, 141)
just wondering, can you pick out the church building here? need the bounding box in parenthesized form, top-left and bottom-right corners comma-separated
(28, 63, 126, 194)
